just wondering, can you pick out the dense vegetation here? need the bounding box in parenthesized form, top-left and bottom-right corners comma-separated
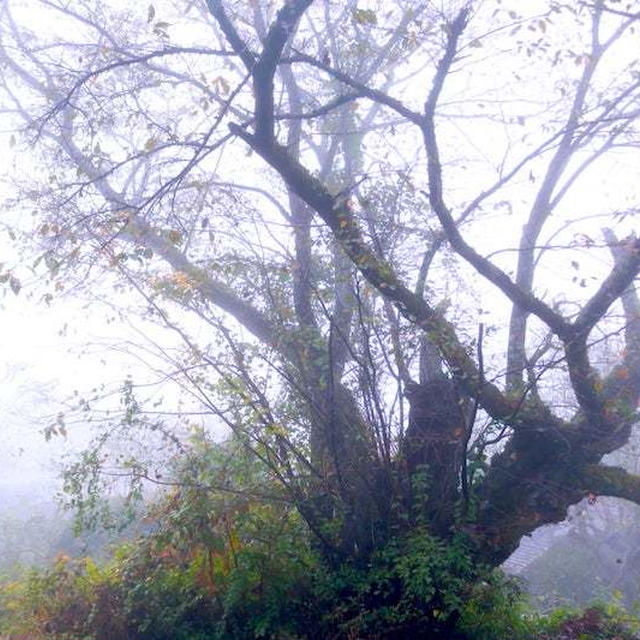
(2, 514, 639, 639)
(1, 438, 639, 639)
(3, 534, 637, 640)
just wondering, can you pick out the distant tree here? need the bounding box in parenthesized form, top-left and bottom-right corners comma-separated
(2, 0, 640, 567)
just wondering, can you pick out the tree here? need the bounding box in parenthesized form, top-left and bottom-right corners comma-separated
(2, 0, 640, 568)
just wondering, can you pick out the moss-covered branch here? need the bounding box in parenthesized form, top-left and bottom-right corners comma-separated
(578, 464, 640, 504)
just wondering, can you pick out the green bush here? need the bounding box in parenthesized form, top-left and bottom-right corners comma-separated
(3, 530, 640, 640)
(0, 544, 218, 640)
(3, 465, 640, 640)
(458, 571, 537, 640)
(302, 529, 477, 639)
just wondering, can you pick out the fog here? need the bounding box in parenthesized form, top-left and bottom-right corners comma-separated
(1, 1, 640, 630)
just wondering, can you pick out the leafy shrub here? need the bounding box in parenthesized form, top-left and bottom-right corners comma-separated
(3, 439, 639, 640)
(0, 544, 217, 640)
(3, 525, 640, 640)
(458, 571, 538, 640)
(305, 529, 477, 639)
(535, 601, 640, 640)
(0, 554, 124, 639)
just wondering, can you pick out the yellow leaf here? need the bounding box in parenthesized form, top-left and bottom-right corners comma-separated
(352, 8, 376, 25)
(228, 528, 240, 553)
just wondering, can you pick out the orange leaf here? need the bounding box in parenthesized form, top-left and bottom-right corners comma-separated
(615, 367, 629, 380)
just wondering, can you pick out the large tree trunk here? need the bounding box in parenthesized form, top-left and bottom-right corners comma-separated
(400, 379, 465, 536)
(294, 377, 389, 561)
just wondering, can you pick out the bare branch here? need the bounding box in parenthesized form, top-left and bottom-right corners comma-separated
(41, 47, 237, 126)
(420, 9, 572, 340)
(251, 0, 312, 143)
(205, 0, 257, 70)
(574, 236, 640, 335)
(285, 51, 425, 126)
